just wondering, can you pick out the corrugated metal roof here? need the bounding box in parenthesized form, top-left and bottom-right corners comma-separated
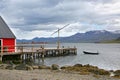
(0, 16, 16, 38)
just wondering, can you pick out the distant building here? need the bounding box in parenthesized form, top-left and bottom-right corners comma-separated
(0, 16, 16, 52)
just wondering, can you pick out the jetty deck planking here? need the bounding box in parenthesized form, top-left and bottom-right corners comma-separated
(0, 46, 77, 62)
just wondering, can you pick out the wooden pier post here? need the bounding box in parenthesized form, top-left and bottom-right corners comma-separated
(22, 54, 25, 64)
(41, 46, 45, 64)
(74, 46, 77, 55)
(38, 53, 41, 65)
(0, 55, 2, 62)
(0, 46, 3, 62)
(0, 45, 77, 64)
(31, 46, 34, 63)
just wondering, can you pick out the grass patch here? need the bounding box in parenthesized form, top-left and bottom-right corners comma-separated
(79, 72, 90, 75)
(113, 70, 120, 78)
(0, 61, 2, 64)
(93, 74, 100, 79)
(113, 75, 120, 79)
(61, 64, 110, 75)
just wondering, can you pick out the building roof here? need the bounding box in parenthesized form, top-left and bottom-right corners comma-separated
(0, 16, 16, 38)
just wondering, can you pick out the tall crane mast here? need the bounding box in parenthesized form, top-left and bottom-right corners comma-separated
(51, 24, 70, 49)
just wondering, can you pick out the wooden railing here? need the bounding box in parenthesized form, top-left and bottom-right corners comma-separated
(0, 45, 40, 53)
(0, 44, 77, 54)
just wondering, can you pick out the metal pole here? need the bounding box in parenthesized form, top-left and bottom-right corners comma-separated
(57, 29, 60, 49)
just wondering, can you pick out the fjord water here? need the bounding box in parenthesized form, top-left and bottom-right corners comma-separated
(38, 43, 120, 70)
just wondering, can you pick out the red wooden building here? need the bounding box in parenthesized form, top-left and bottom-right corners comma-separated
(0, 16, 16, 52)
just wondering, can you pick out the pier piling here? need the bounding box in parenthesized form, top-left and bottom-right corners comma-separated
(0, 45, 77, 64)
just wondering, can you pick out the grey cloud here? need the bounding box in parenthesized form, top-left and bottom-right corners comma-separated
(83, 0, 115, 3)
(0, 0, 120, 32)
(13, 24, 58, 31)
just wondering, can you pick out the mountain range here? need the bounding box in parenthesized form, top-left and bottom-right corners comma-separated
(17, 30, 120, 43)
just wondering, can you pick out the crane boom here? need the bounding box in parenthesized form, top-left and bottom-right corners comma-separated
(51, 24, 69, 36)
(59, 24, 69, 31)
(51, 24, 70, 49)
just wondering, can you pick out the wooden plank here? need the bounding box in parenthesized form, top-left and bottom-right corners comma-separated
(1, 48, 77, 56)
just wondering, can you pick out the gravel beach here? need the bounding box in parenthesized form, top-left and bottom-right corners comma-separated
(0, 69, 119, 80)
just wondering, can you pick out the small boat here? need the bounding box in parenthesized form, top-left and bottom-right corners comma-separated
(83, 51, 99, 55)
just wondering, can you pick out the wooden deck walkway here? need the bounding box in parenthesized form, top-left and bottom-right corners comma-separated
(0, 47, 77, 62)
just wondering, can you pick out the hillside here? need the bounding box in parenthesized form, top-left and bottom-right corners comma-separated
(116, 37, 120, 40)
(102, 37, 120, 43)
(17, 30, 120, 43)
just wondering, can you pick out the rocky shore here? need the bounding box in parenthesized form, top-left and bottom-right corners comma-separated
(0, 63, 120, 80)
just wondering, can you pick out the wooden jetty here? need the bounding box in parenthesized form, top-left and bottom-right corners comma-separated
(0, 45, 77, 63)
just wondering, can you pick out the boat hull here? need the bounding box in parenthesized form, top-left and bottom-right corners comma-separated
(83, 51, 99, 55)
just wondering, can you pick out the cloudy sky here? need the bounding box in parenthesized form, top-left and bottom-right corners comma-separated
(0, 0, 120, 39)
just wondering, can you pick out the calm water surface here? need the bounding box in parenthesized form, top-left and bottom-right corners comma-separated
(36, 43, 120, 70)
(23, 43, 120, 70)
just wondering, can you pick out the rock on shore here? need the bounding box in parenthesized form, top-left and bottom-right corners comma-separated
(0, 63, 120, 80)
